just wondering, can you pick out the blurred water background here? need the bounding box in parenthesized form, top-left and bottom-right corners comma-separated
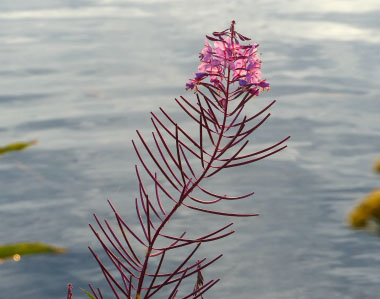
(1, 0, 380, 298)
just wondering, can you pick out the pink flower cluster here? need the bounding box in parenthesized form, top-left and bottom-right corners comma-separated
(186, 34, 270, 94)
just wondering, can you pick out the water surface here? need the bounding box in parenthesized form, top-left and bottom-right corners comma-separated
(1, 0, 380, 298)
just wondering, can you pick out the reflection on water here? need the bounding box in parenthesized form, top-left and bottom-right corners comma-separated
(1, 0, 380, 298)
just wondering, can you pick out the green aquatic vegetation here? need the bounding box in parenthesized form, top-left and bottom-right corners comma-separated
(0, 141, 67, 263)
(0, 140, 37, 156)
(0, 242, 67, 262)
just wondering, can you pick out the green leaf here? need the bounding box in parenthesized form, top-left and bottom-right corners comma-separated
(0, 242, 67, 261)
(0, 140, 38, 156)
(80, 288, 97, 299)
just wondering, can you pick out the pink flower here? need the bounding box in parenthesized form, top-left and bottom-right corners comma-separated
(199, 40, 213, 62)
(186, 26, 270, 98)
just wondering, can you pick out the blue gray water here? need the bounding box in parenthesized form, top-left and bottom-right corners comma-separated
(1, 0, 380, 298)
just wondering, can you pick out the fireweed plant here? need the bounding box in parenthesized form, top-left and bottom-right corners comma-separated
(74, 21, 290, 299)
